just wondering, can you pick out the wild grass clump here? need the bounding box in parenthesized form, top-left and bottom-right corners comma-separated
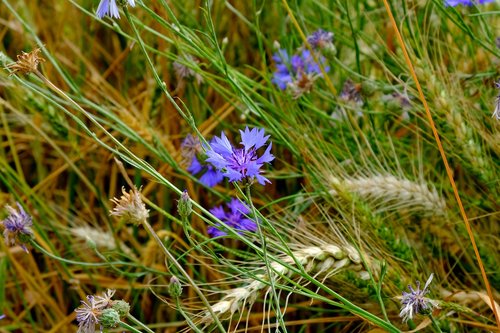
(0, 0, 498, 332)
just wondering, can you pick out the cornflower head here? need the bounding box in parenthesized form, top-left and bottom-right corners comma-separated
(75, 289, 130, 332)
(339, 79, 363, 106)
(206, 127, 274, 185)
(1, 202, 34, 252)
(208, 198, 257, 237)
(272, 48, 329, 98)
(331, 79, 363, 121)
(306, 29, 334, 50)
(75, 295, 101, 333)
(181, 135, 224, 187)
(444, 0, 494, 6)
(399, 274, 438, 323)
(96, 0, 135, 19)
(110, 186, 149, 224)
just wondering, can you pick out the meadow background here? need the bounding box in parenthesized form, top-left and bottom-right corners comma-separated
(0, 0, 499, 332)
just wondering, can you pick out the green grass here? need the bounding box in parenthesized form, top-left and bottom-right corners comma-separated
(0, 0, 499, 332)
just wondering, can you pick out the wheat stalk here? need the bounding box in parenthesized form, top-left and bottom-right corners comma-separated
(201, 244, 368, 323)
(329, 175, 446, 216)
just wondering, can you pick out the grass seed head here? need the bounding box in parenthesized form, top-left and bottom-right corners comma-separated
(7, 48, 44, 76)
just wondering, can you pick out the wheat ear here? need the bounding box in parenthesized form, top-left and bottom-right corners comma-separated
(201, 244, 368, 323)
(329, 175, 446, 215)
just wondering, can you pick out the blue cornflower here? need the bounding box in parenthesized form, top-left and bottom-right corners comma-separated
(400, 274, 438, 323)
(307, 29, 334, 49)
(206, 127, 274, 185)
(272, 49, 329, 97)
(96, 0, 135, 19)
(208, 199, 257, 237)
(1, 202, 33, 252)
(445, 0, 494, 6)
(181, 135, 224, 187)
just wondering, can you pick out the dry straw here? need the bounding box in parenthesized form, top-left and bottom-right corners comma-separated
(70, 225, 134, 257)
(201, 243, 368, 323)
(329, 175, 446, 216)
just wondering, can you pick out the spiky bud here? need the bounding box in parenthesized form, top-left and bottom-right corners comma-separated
(99, 308, 120, 328)
(168, 276, 183, 298)
(111, 300, 131, 317)
(177, 190, 192, 219)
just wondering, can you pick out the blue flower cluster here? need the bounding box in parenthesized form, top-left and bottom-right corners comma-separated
(445, 0, 494, 6)
(272, 49, 327, 90)
(181, 128, 273, 238)
(272, 29, 332, 97)
(182, 127, 274, 187)
(207, 199, 257, 237)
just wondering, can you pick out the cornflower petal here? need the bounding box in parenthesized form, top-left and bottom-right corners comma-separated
(272, 47, 329, 96)
(187, 156, 203, 174)
(1, 202, 33, 252)
(399, 274, 438, 323)
(199, 168, 225, 187)
(207, 199, 257, 238)
(307, 29, 334, 49)
(206, 128, 273, 184)
(75, 295, 101, 333)
(256, 143, 274, 164)
(211, 132, 234, 156)
(255, 174, 271, 185)
(227, 199, 250, 215)
(445, 0, 494, 5)
(240, 127, 270, 151)
(207, 226, 227, 237)
(183, 136, 224, 188)
(97, 0, 120, 19)
(205, 150, 229, 170)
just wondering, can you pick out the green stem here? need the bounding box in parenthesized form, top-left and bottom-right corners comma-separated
(126, 314, 155, 333)
(29, 240, 165, 275)
(119, 319, 143, 333)
(244, 185, 287, 331)
(122, 7, 207, 147)
(175, 298, 204, 333)
(429, 314, 443, 333)
(140, 218, 227, 332)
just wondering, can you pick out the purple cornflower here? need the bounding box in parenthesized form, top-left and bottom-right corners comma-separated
(339, 79, 363, 106)
(182, 135, 224, 187)
(400, 274, 438, 323)
(272, 49, 327, 89)
(208, 198, 257, 237)
(307, 29, 334, 49)
(96, 0, 135, 19)
(445, 0, 494, 6)
(272, 49, 329, 98)
(206, 127, 274, 185)
(1, 202, 33, 252)
(75, 295, 102, 333)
